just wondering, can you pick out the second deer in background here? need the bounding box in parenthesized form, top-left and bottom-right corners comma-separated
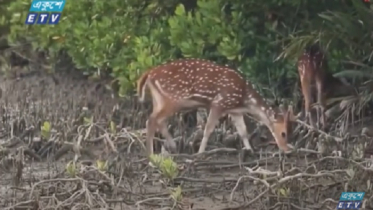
(297, 45, 355, 130)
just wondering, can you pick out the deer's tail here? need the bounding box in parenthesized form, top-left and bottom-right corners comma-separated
(136, 71, 150, 102)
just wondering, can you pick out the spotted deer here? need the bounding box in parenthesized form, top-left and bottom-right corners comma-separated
(297, 45, 355, 129)
(137, 59, 298, 156)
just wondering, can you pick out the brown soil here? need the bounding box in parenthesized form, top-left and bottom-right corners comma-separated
(0, 64, 372, 210)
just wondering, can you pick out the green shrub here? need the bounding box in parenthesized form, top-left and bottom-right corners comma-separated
(5, 0, 176, 94)
(1, 0, 354, 97)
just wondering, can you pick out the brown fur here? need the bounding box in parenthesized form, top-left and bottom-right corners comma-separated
(138, 59, 297, 156)
(297, 45, 356, 129)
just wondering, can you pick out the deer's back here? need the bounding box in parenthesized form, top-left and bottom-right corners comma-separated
(146, 59, 249, 109)
(297, 46, 327, 81)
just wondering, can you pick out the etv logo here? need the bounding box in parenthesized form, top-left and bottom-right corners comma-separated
(337, 192, 365, 209)
(25, 0, 66, 25)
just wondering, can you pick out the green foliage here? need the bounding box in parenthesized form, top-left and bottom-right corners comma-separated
(170, 186, 183, 203)
(149, 153, 164, 166)
(3, 0, 175, 94)
(83, 116, 93, 126)
(160, 157, 179, 180)
(96, 159, 108, 172)
(65, 161, 77, 177)
(1, 0, 370, 97)
(149, 154, 179, 181)
(109, 121, 116, 134)
(41, 121, 51, 139)
(277, 186, 290, 197)
(279, 1, 373, 76)
(168, 1, 244, 60)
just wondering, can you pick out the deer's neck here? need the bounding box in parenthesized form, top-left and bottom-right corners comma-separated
(245, 96, 276, 128)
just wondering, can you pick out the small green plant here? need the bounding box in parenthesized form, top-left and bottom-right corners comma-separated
(96, 159, 108, 172)
(149, 154, 164, 166)
(352, 143, 364, 159)
(65, 161, 77, 177)
(149, 154, 179, 181)
(277, 186, 290, 198)
(160, 157, 179, 180)
(170, 185, 183, 203)
(109, 121, 116, 135)
(40, 121, 51, 139)
(83, 116, 93, 126)
(346, 168, 356, 179)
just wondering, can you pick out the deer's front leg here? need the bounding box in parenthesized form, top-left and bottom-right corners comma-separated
(316, 80, 326, 130)
(229, 114, 254, 152)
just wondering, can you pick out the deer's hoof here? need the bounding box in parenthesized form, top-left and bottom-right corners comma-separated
(242, 147, 254, 156)
(164, 140, 177, 154)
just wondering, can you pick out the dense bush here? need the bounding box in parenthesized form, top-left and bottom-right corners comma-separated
(1, 0, 371, 97)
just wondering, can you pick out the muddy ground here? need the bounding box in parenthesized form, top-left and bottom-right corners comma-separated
(0, 60, 372, 210)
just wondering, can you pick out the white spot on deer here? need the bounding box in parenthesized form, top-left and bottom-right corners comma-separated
(192, 94, 212, 100)
(213, 93, 223, 103)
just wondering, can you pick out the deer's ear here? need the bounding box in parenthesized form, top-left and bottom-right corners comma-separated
(269, 111, 280, 122)
(279, 104, 286, 115)
(339, 77, 350, 86)
(286, 105, 299, 122)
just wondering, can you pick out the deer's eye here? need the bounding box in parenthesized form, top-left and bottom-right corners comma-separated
(281, 132, 286, 138)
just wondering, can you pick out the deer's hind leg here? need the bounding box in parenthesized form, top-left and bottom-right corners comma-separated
(147, 104, 178, 155)
(300, 76, 316, 127)
(156, 106, 178, 154)
(146, 84, 177, 155)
